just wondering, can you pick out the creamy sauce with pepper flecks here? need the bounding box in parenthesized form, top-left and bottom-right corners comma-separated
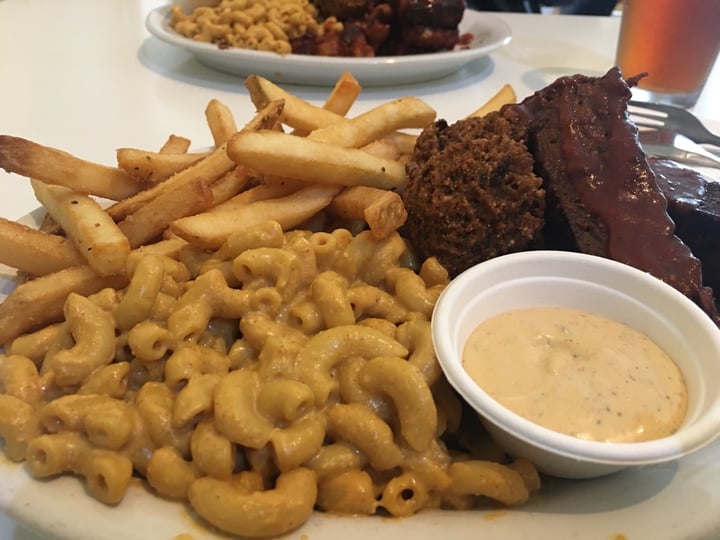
(462, 307, 688, 442)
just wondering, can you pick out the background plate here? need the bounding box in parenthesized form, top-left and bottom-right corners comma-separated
(145, 6, 512, 86)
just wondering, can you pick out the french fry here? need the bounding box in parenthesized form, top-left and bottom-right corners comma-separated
(107, 145, 235, 222)
(361, 139, 401, 161)
(0, 217, 85, 276)
(116, 149, 209, 183)
(242, 98, 286, 132)
(0, 135, 143, 200)
(159, 134, 192, 154)
(171, 184, 341, 249)
(132, 236, 188, 259)
(328, 186, 408, 239)
(205, 99, 238, 147)
(322, 72, 362, 116)
(307, 97, 436, 148)
(382, 131, 419, 156)
(227, 131, 407, 190)
(467, 84, 517, 118)
(31, 180, 131, 277)
(245, 75, 345, 133)
(289, 72, 361, 137)
(0, 265, 128, 346)
(212, 178, 305, 213)
(107, 99, 285, 222)
(118, 167, 249, 248)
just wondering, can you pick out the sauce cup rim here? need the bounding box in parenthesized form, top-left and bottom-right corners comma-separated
(432, 250, 720, 472)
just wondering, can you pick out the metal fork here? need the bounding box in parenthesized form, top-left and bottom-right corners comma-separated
(638, 130, 720, 169)
(628, 100, 720, 148)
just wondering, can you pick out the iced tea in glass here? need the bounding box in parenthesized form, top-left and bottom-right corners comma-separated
(615, 0, 720, 107)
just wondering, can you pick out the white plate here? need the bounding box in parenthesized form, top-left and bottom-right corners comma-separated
(145, 6, 512, 86)
(3, 173, 720, 540)
(4, 217, 720, 540)
(2, 431, 720, 540)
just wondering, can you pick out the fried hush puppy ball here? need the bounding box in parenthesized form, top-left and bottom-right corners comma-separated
(401, 113, 545, 277)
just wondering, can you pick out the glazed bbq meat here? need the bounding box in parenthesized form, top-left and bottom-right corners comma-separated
(382, 0, 466, 54)
(401, 113, 545, 277)
(292, 0, 466, 56)
(500, 67, 719, 324)
(401, 67, 720, 325)
(650, 157, 720, 304)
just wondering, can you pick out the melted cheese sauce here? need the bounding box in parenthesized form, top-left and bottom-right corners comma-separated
(462, 307, 688, 442)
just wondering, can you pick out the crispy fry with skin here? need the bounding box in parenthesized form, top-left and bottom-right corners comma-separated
(171, 184, 341, 249)
(245, 75, 345, 133)
(118, 167, 249, 247)
(0, 217, 85, 276)
(0, 135, 142, 200)
(243, 98, 286, 132)
(107, 144, 235, 222)
(227, 131, 406, 190)
(159, 134, 192, 154)
(307, 97, 436, 148)
(116, 149, 209, 183)
(467, 84, 517, 117)
(329, 186, 408, 239)
(31, 180, 131, 277)
(205, 99, 238, 147)
(108, 99, 284, 222)
(118, 176, 213, 248)
(0, 265, 128, 346)
(212, 178, 305, 213)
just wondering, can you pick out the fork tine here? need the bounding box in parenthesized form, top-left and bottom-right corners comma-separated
(630, 120, 664, 130)
(628, 100, 673, 112)
(628, 100, 720, 147)
(628, 110, 668, 122)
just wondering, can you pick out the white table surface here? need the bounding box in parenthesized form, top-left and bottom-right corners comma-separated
(1, 2, 719, 539)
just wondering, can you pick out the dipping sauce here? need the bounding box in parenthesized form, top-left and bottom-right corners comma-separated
(462, 307, 688, 443)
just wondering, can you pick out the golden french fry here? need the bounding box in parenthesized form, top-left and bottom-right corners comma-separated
(159, 134, 192, 154)
(308, 97, 436, 148)
(361, 139, 401, 161)
(108, 99, 285, 222)
(227, 131, 406, 190)
(171, 184, 341, 249)
(0, 217, 85, 276)
(107, 145, 235, 222)
(383, 131, 419, 156)
(212, 178, 305, 213)
(467, 84, 517, 118)
(245, 75, 345, 133)
(0, 265, 128, 346)
(116, 149, 209, 183)
(118, 167, 249, 248)
(0, 135, 142, 200)
(31, 180, 131, 277)
(132, 237, 188, 259)
(118, 177, 213, 248)
(323, 72, 362, 116)
(329, 186, 408, 239)
(242, 98, 286, 132)
(205, 99, 239, 147)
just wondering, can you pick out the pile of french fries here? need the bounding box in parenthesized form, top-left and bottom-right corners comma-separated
(0, 73, 516, 345)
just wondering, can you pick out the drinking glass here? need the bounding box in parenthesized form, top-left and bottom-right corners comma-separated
(615, 0, 720, 108)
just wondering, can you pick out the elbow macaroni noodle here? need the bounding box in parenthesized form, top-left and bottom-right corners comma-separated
(0, 221, 540, 537)
(169, 0, 341, 55)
